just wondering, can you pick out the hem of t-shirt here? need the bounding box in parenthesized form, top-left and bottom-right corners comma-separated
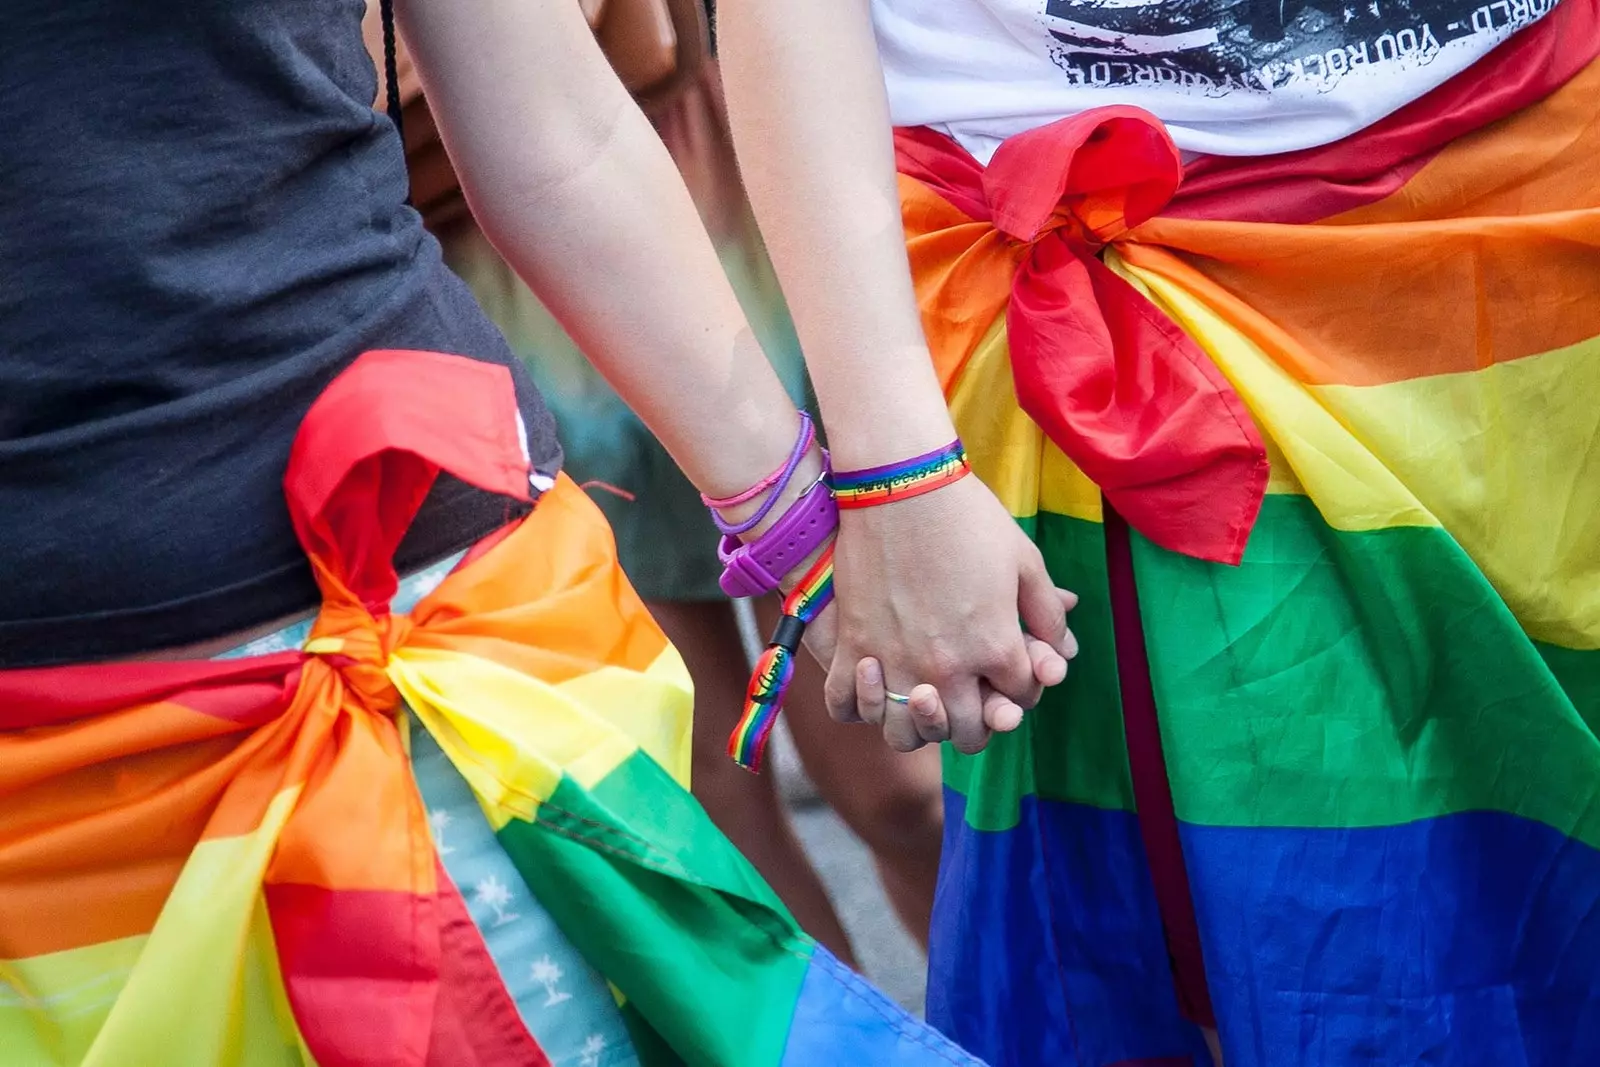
(0, 480, 536, 670)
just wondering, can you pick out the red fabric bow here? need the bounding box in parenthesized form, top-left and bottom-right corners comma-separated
(896, 108, 1269, 565)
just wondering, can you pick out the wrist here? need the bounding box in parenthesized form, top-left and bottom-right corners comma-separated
(830, 425, 957, 474)
(720, 441, 826, 542)
(807, 352, 957, 471)
(711, 441, 836, 598)
(693, 407, 807, 504)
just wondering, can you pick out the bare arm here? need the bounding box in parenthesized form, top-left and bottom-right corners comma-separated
(718, 0, 1078, 751)
(396, 0, 803, 502)
(715, 0, 955, 470)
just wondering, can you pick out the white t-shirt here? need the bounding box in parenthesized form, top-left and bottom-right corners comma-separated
(873, 0, 1560, 161)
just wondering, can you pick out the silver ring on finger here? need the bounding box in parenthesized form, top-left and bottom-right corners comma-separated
(884, 690, 913, 705)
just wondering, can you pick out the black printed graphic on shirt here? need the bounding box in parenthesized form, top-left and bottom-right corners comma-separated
(1041, 0, 1557, 93)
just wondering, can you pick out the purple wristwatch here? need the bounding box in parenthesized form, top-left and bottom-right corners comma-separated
(717, 475, 839, 599)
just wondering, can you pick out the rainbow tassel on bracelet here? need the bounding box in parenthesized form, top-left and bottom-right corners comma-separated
(728, 545, 836, 772)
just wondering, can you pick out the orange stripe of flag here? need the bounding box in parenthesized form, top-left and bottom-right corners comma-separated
(1328, 58, 1600, 229)
(1130, 58, 1600, 387)
(407, 478, 672, 684)
(1128, 210, 1600, 387)
(0, 702, 291, 958)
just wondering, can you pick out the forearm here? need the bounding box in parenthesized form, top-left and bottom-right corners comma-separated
(467, 108, 803, 500)
(716, 0, 955, 468)
(397, 0, 799, 499)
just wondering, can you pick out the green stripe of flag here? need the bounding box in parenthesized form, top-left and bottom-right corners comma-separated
(1136, 493, 1600, 842)
(945, 510, 1134, 833)
(496, 750, 812, 1066)
(948, 497, 1600, 845)
(1541, 642, 1600, 735)
(619, 1002, 687, 1067)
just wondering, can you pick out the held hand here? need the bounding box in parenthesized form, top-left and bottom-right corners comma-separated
(822, 474, 1079, 754)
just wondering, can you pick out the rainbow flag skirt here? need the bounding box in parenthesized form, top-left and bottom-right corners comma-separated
(901, 6, 1600, 1065)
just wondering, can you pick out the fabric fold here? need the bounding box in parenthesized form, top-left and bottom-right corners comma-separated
(0, 349, 980, 1067)
(896, 111, 1269, 566)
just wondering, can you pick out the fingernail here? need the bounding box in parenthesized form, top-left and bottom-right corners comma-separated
(1062, 629, 1080, 659)
(862, 660, 882, 686)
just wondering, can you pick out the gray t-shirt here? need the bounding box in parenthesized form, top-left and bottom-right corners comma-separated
(0, 0, 564, 666)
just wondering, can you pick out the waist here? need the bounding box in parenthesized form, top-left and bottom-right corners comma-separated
(189, 550, 473, 664)
(0, 476, 535, 669)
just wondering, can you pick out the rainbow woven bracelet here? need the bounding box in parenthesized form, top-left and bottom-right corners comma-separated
(830, 439, 971, 510)
(727, 544, 835, 773)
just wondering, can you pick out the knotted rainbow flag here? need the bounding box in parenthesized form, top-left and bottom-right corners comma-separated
(900, 5, 1600, 1065)
(0, 348, 982, 1066)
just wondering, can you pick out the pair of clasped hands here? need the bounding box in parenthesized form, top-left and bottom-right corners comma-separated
(734, 442, 1081, 756)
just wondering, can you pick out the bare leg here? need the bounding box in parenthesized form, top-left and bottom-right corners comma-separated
(754, 597, 945, 947)
(646, 598, 860, 967)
